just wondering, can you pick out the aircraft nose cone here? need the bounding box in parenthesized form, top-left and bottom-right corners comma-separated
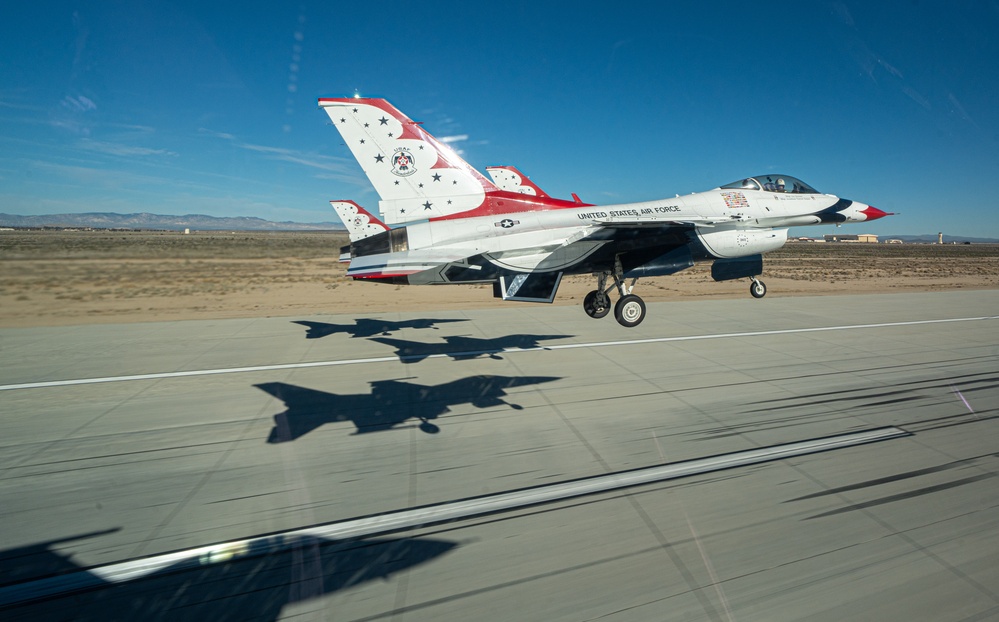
(860, 205, 892, 221)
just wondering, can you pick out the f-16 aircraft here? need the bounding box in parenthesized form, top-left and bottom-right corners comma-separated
(319, 97, 891, 327)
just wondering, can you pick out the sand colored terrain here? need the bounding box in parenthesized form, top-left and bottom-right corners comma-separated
(1, 230, 997, 327)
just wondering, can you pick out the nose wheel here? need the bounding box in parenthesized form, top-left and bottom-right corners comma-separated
(750, 278, 767, 298)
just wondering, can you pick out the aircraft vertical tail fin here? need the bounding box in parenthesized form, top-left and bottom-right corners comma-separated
(319, 98, 497, 225)
(485, 166, 551, 198)
(331, 200, 388, 242)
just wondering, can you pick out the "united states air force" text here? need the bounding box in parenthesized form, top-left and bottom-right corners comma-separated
(577, 205, 681, 220)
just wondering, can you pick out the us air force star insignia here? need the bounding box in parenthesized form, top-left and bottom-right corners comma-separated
(495, 219, 520, 228)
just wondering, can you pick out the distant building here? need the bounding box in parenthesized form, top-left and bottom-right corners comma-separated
(824, 233, 878, 243)
(885, 239, 903, 244)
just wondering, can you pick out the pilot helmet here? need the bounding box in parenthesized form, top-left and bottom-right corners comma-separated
(776, 178, 785, 188)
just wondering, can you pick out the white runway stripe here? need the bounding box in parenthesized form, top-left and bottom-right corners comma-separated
(0, 426, 908, 607)
(2, 316, 995, 391)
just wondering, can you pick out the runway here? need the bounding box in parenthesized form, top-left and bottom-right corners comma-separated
(2, 290, 998, 620)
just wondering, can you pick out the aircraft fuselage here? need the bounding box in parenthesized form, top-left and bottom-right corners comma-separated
(345, 187, 878, 284)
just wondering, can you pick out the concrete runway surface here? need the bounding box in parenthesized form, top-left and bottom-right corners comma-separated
(1, 290, 997, 620)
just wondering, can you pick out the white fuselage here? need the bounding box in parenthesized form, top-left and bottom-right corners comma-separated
(346, 187, 874, 278)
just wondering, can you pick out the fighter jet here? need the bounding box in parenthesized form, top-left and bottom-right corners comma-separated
(319, 97, 891, 327)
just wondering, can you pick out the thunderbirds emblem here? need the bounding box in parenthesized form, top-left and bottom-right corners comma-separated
(391, 149, 416, 177)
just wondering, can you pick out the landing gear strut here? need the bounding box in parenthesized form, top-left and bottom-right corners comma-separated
(750, 277, 767, 299)
(583, 273, 611, 319)
(582, 259, 646, 327)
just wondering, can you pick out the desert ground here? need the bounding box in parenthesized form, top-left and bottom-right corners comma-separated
(1, 230, 997, 327)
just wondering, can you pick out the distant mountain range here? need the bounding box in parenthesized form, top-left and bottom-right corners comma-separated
(0, 212, 344, 232)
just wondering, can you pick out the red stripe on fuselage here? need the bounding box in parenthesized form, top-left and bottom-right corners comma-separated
(429, 192, 593, 221)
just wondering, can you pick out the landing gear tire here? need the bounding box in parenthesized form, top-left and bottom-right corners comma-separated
(583, 290, 611, 319)
(418, 420, 440, 434)
(750, 279, 767, 299)
(614, 294, 646, 328)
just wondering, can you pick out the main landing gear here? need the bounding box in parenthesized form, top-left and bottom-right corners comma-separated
(583, 266, 768, 327)
(583, 262, 647, 328)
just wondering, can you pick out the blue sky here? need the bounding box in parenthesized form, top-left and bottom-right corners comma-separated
(2, 1, 997, 237)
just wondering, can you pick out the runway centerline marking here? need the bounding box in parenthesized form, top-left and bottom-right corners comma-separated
(0, 426, 909, 607)
(3, 315, 996, 391)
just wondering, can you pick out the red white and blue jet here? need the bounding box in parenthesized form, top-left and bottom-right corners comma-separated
(320, 97, 891, 327)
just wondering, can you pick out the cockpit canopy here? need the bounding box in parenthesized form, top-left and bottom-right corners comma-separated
(721, 175, 819, 194)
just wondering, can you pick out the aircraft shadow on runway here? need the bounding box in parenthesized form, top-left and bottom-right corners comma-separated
(257, 374, 561, 441)
(0, 528, 120, 588)
(370, 333, 573, 363)
(292, 317, 467, 339)
(2, 532, 457, 621)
